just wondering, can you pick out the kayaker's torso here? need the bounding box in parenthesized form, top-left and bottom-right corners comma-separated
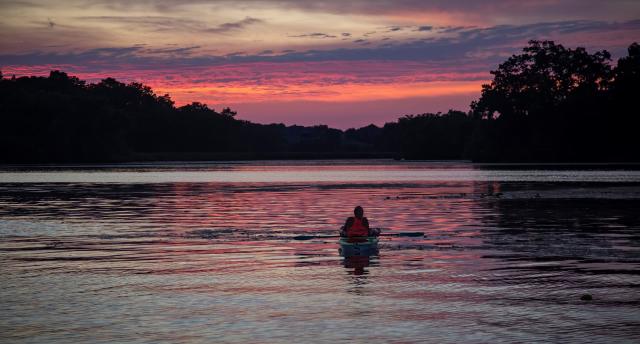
(345, 216, 369, 237)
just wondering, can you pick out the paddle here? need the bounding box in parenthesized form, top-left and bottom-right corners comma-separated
(381, 231, 424, 237)
(292, 231, 424, 241)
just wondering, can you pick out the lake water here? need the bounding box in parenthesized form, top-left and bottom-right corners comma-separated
(1, 160, 639, 343)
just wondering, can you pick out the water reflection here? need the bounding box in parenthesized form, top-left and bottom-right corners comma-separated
(341, 248, 380, 276)
(340, 250, 380, 299)
(1, 162, 640, 343)
(473, 180, 640, 262)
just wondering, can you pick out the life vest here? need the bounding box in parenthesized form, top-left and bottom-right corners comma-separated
(347, 217, 368, 237)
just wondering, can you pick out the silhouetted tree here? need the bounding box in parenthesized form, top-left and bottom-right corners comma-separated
(466, 40, 635, 162)
(472, 40, 612, 120)
(607, 42, 640, 161)
(220, 107, 237, 118)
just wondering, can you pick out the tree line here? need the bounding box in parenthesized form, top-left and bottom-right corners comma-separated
(1, 40, 638, 163)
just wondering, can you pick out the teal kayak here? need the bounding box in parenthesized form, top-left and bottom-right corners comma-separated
(339, 236, 379, 246)
(339, 236, 379, 256)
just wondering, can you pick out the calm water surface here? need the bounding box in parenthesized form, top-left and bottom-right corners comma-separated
(1, 161, 639, 343)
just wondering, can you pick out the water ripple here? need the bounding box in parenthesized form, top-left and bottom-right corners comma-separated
(1, 162, 640, 343)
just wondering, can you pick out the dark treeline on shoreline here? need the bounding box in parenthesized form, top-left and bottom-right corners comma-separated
(1, 40, 638, 163)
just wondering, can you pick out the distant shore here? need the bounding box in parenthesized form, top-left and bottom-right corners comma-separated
(2, 41, 638, 164)
(2, 159, 640, 170)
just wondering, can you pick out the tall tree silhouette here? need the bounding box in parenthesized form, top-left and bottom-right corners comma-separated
(472, 40, 612, 120)
(609, 42, 640, 160)
(468, 40, 627, 161)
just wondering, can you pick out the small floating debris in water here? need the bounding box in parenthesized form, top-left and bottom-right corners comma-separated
(580, 294, 593, 301)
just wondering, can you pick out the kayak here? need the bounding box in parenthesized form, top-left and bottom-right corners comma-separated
(339, 236, 379, 246)
(339, 236, 379, 256)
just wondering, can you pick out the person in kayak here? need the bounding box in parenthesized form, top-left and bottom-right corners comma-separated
(340, 206, 380, 237)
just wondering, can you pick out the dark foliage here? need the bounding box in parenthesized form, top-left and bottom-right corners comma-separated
(1, 41, 638, 163)
(0, 72, 373, 162)
(469, 40, 639, 162)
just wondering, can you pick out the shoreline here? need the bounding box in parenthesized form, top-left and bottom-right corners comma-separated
(2, 159, 640, 170)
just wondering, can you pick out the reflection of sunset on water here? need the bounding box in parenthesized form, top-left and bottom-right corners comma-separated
(1, 162, 640, 342)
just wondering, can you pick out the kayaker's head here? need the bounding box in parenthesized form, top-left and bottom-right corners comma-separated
(354, 206, 364, 219)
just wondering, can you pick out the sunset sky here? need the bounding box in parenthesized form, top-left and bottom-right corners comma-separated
(1, 0, 639, 128)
